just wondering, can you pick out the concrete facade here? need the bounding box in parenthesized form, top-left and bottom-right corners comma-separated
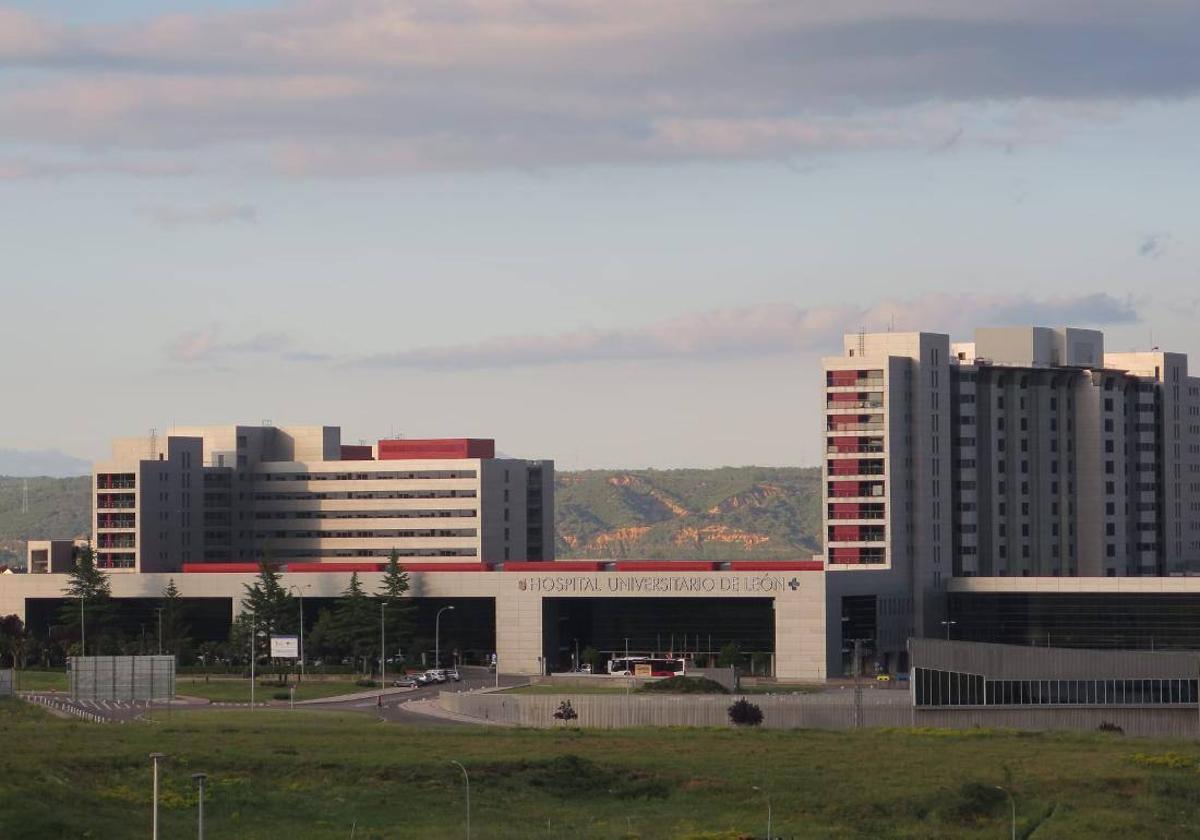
(80, 425, 554, 572)
(0, 567, 832, 680)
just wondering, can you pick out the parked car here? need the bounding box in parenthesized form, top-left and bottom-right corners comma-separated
(426, 669, 448, 684)
(444, 667, 462, 682)
(392, 675, 418, 688)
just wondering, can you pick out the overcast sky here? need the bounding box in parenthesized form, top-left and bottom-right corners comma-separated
(2, 1, 1198, 468)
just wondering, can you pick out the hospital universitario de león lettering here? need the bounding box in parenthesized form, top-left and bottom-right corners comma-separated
(518, 575, 802, 594)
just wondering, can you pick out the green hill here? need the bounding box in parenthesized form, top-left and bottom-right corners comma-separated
(0, 468, 824, 568)
(555, 467, 822, 560)
(0, 476, 92, 569)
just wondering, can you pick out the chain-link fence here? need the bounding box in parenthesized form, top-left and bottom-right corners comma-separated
(69, 656, 175, 701)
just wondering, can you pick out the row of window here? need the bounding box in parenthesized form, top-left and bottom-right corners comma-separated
(256, 470, 477, 481)
(914, 668, 1200, 707)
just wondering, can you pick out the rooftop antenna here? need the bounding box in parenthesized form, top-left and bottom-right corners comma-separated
(889, 313, 895, 333)
(857, 327, 866, 357)
(149, 427, 158, 459)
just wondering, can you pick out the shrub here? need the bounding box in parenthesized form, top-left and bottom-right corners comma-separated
(355, 678, 378, 688)
(727, 697, 763, 726)
(272, 691, 291, 701)
(553, 700, 579, 722)
(1132, 752, 1195, 769)
(640, 676, 729, 695)
(1098, 721, 1124, 734)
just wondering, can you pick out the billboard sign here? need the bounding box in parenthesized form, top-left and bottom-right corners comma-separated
(271, 635, 299, 658)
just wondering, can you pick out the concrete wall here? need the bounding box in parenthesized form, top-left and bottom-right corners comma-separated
(0, 568, 834, 680)
(440, 691, 913, 729)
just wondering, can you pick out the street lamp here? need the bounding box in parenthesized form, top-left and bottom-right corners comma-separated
(380, 601, 388, 709)
(450, 760, 471, 839)
(290, 584, 311, 679)
(941, 620, 957, 641)
(992, 785, 1016, 840)
(149, 752, 166, 840)
(752, 785, 772, 839)
(435, 606, 456, 669)
(192, 773, 208, 839)
(155, 607, 164, 655)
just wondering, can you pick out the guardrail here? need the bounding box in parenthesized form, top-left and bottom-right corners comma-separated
(21, 693, 117, 725)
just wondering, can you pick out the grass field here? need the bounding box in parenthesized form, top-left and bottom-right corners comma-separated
(176, 678, 372, 703)
(10, 670, 67, 692)
(6, 698, 1200, 838)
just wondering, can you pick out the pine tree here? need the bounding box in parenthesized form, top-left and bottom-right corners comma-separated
(330, 572, 378, 675)
(59, 543, 112, 656)
(235, 561, 296, 678)
(0, 614, 27, 671)
(379, 549, 415, 660)
(159, 578, 190, 659)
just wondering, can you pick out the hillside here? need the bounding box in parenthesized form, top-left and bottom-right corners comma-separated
(0, 468, 824, 567)
(0, 476, 92, 569)
(555, 467, 822, 560)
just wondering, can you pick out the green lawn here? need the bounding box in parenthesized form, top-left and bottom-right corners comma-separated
(5, 697, 1200, 838)
(176, 678, 371, 703)
(501, 683, 634, 695)
(10, 670, 68, 692)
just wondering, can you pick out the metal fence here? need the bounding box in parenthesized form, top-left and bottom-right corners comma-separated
(69, 656, 175, 701)
(0, 669, 11, 697)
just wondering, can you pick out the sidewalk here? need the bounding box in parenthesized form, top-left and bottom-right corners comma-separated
(400, 695, 514, 726)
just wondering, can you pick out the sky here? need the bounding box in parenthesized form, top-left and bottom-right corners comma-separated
(1, 0, 1199, 469)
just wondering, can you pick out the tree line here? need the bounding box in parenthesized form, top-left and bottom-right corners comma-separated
(0, 546, 417, 674)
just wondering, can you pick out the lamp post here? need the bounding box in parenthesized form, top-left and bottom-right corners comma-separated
(940, 619, 957, 641)
(156, 607, 164, 655)
(992, 786, 1016, 840)
(380, 601, 387, 709)
(192, 773, 207, 839)
(290, 584, 310, 679)
(249, 613, 256, 709)
(79, 594, 86, 658)
(435, 606, 455, 669)
(149, 752, 166, 840)
(752, 785, 772, 839)
(450, 760, 471, 839)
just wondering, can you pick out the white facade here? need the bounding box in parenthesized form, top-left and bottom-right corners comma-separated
(86, 425, 554, 572)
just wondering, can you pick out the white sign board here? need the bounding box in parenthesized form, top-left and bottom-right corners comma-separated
(271, 635, 299, 658)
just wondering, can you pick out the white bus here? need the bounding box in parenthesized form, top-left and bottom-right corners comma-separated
(607, 656, 686, 677)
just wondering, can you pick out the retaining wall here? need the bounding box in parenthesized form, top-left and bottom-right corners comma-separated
(440, 691, 1200, 737)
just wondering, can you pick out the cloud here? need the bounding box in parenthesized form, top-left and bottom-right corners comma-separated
(1138, 233, 1169, 259)
(353, 292, 1141, 370)
(140, 202, 258, 228)
(1, 2, 1199, 175)
(165, 326, 290, 364)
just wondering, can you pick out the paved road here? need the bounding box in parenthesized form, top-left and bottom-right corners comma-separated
(307, 674, 527, 726)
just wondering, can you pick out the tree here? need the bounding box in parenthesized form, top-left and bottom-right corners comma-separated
(379, 549, 415, 660)
(717, 641, 742, 669)
(329, 573, 378, 675)
(59, 543, 112, 656)
(159, 578, 190, 659)
(234, 561, 295, 679)
(0, 614, 28, 671)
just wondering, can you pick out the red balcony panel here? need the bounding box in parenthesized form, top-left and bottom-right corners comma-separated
(830, 482, 861, 498)
(829, 437, 859, 453)
(830, 547, 861, 564)
(830, 459, 860, 476)
(828, 391, 861, 403)
(830, 503, 861, 518)
(827, 370, 859, 386)
(831, 525, 861, 542)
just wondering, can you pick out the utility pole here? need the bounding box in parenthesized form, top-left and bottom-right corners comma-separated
(380, 602, 387, 710)
(250, 614, 256, 709)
